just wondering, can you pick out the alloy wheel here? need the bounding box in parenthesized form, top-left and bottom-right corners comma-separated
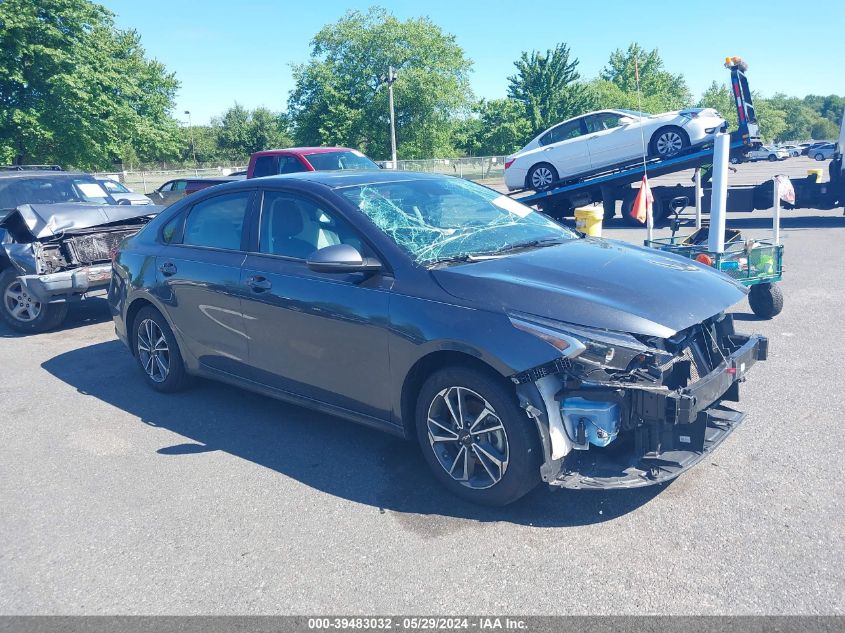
(531, 167, 554, 189)
(3, 280, 41, 322)
(426, 386, 509, 490)
(137, 318, 170, 383)
(656, 131, 684, 156)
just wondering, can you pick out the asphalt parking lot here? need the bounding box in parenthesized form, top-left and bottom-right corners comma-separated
(1, 176, 843, 614)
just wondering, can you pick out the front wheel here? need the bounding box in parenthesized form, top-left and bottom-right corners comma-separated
(748, 283, 783, 319)
(768, 154, 777, 162)
(527, 163, 558, 191)
(415, 366, 540, 506)
(0, 269, 68, 333)
(815, 153, 825, 161)
(650, 127, 689, 158)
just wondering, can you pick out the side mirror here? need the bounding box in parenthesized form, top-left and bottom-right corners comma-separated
(618, 116, 635, 126)
(306, 244, 382, 274)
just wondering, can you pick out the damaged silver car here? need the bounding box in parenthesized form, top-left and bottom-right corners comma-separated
(0, 170, 161, 332)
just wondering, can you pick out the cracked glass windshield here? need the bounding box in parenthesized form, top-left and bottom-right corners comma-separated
(338, 177, 577, 265)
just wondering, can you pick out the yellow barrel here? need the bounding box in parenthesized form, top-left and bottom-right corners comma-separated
(574, 206, 604, 237)
(807, 168, 823, 182)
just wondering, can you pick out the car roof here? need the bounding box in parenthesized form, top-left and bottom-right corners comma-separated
(0, 170, 89, 180)
(251, 147, 357, 158)
(249, 169, 453, 189)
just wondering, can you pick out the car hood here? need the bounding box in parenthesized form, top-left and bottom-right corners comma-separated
(431, 238, 748, 339)
(0, 202, 164, 241)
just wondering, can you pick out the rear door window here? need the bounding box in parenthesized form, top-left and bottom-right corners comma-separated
(182, 191, 251, 251)
(278, 156, 308, 174)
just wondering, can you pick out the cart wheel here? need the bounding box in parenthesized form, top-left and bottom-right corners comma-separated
(748, 283, 783, 319)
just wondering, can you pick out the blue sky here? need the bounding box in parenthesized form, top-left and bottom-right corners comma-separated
(103, 0, 841, 125)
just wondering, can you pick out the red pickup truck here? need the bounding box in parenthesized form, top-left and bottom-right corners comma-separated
(247, 147, 380, 178)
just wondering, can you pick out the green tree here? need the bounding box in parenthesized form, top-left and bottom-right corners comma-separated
(288, 7, 472, 160)
(0, 0, 181, 169)
(506, 44, 585, 137)
(213, 105, 293, 160)
(456, 99, 532, 156)
(598, 43, 691, 112)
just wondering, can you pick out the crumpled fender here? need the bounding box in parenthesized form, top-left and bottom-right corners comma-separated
(1, 240, 39, 275)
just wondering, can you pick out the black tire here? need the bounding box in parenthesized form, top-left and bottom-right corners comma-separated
(131, 305, 190, 392)
(730, 156, 741, 164)
(748, 283, 783, 319)
(620, 191, 665, 227)
(768, 154, 777, 162)
(415, 366, 540, 506)
(649, 126, 689, 158)
(0, 269, 68, 333)
(815, 153, 825, 161)
(526, 163, 558, 191)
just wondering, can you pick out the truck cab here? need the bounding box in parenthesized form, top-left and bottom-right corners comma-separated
(247, 147, 380, 178)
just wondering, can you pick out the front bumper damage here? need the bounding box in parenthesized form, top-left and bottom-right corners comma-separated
(517, 328, 768, 490)
(16, 264, 112, 303)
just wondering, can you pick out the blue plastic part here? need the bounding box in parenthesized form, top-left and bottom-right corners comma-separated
(561, 397, 621, 448)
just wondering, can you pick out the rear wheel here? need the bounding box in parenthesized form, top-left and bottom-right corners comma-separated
(748, 283, 783, 319)
(415, 366, 540, 506)
(650, 126, 689, 158)
(527, 163, 558, 191)
(132, 305, 189, 392)
(0, 269, 68, 333)
(815, 153, 825, 161)
(768, 154, 777, 162)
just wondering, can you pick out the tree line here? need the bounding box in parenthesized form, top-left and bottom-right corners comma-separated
(1, 2, 842, 171)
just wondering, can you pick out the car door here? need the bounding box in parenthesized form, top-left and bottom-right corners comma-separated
(154, 189, 255, 378)
(536, 118, 591, 178)
(583, 112, 640, 169)
(239, 188, 393, 421)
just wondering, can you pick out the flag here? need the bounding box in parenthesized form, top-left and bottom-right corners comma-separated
(630, 175, 653, 224)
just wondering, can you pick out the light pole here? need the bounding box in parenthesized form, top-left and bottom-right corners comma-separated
(184, 110, 197, 173)
(380, 66, 398, 168)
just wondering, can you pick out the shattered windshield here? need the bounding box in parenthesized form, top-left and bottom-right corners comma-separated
(337, 177, 576, 265)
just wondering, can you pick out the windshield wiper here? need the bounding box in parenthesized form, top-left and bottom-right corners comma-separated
(482, 237, 568, 256)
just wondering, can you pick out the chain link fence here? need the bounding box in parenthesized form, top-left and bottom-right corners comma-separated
(93, 156, 509, 194)
(92, 165, 247, 193)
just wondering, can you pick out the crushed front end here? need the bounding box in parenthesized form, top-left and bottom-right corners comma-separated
(512, 312, 768, 489)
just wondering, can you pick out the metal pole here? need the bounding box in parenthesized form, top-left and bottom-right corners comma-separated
(708, 133, 730, 253)
(773, 177, 781, 245)
(694, 167, 702, 229)
(387, 66, 398, 168)
(184, 110, 197, 176)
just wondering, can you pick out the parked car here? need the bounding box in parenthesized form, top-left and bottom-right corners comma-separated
(149, 177, 240, 207)
(247, 147, 380, 178)
(505, 108, 727, 191)
(0, 170, 161, 332)
(109, 170, 767, 506)
(745, 145, 789, 162)
(97, 178, 153, 205)
(779, 144, 802, 158)
(810, 143, 836, 161)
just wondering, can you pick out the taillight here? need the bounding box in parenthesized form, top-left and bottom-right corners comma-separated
(504, 159, 514, 170)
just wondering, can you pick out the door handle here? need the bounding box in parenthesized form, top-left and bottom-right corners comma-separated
(245, 275, 272, 291)
(159, 261, 177, 276)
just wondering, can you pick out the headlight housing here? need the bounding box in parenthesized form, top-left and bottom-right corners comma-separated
(509, 312, 672, 375)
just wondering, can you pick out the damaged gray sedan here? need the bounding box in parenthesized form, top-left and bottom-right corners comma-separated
(109, 171, 767, 505)
(0, 170, 161, 332)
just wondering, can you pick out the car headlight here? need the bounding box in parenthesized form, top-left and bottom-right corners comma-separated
(509, 312, 672, 373)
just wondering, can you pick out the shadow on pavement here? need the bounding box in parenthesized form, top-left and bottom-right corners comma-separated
(41, 340, 666, 528)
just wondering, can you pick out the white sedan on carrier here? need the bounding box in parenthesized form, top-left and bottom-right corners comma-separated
(504, 108, 726, 191)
